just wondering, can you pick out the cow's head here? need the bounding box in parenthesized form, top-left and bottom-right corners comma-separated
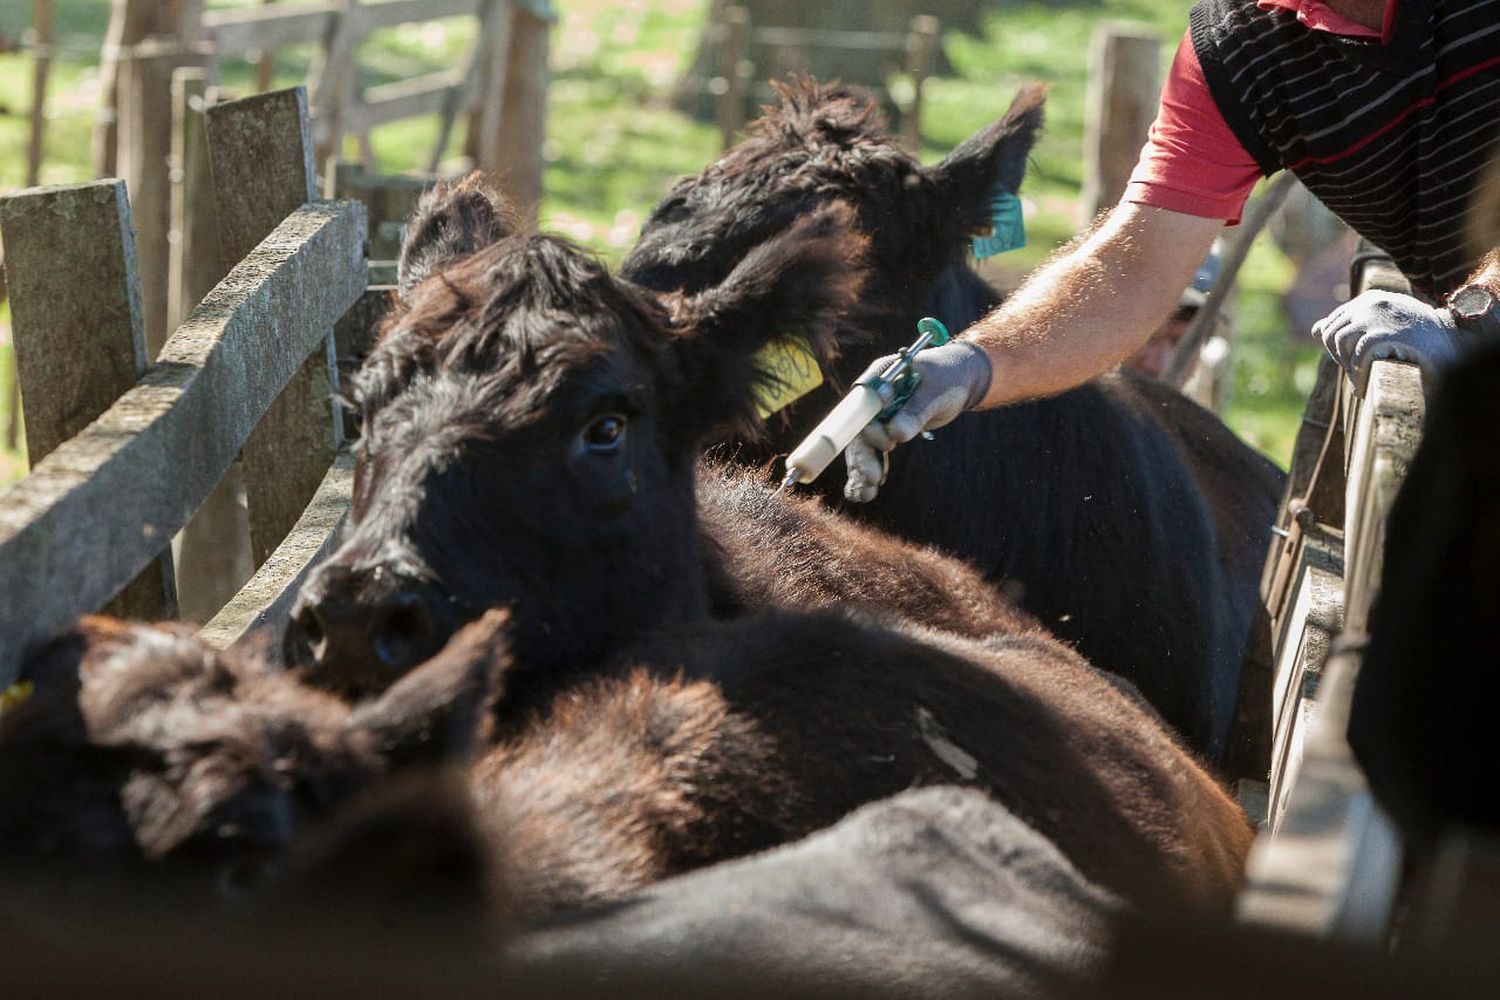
(623, 77, 1045, 366)
(0, 612, 508, 899)
(284, 178, 864, 696)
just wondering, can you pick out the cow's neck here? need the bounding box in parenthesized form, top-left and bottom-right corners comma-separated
(497, 497, 713, 730)
(917, 261, 1002, 332)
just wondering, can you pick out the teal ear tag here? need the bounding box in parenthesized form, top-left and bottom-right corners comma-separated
(971, 189, 1026, 261)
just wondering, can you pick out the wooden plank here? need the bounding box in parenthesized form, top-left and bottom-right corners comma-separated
(470, 0, 517, 170)
(171, 70, 256, 623)
(486, 3, 550, 219)
(24, 0, 53, 190)
(0, 201, 366, 685)
(199, 449, 354, 651)
(898, 15, 939, 150)
(1081, 25, 1161, 221)
(715, 6, 750, 150)
(357, 0, 483, 31)
(1342, 359, 1424, 637)
(332, 286, 395, 437)
(432, 0, 505, 170)
(310, 0, 359, 169)
(117, 38, 198, 358)
(1238, 647, 1402, 942)
(206, 87, 348, 568)
(748, 26, 909, 50)
(1266, 539, 1344, 828)
(1, 179, 178, 623)
(348, 70, 466, 131)
(329, 163, 434, 257)
(208, 88, 319, 262)
(201, 3, 338, 59)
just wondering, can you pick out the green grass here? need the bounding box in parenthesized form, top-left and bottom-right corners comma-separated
(0, 0, 1316, 483)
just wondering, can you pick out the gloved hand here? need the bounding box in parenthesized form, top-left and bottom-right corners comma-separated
(1313, 290, 1467, 394)
(842, 340, 992, 503)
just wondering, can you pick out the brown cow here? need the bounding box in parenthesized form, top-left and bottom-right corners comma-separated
(6, 609, 1247, 917)
(281, 180, 1252, 910)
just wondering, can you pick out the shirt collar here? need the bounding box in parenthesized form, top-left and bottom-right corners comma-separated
(1255, 0, 1395, 41)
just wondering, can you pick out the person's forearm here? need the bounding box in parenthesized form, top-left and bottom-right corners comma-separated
(962, 203, 1222, 408)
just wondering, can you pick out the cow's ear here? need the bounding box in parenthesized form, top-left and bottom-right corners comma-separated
(347, 610, 510, 769)
(656, 202, 867, 447)
(913, 84, 1045, 248)
(397, 174, 517, 299)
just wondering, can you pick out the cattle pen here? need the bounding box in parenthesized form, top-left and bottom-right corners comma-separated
(0, 14, 1491, 997)
(0, 87, 376, 683)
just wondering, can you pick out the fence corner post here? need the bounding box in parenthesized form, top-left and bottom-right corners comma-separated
(0, 179, 178, 621)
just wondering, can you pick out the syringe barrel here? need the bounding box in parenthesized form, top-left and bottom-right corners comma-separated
(783, 383, 884, 484)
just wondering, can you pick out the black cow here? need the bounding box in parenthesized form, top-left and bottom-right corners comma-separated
(1350, 342, 1500, 848)
(507, 785, 1118, 999)
(283, 181, 1253, 911)
(621, 79, 1286, 762)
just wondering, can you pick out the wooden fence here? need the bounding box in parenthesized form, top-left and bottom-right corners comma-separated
(0, 87, 374, 685)
(1235, 255, 1420, 941)
(88, 0, 550, 362)
(196, 0, 553, 188)
(702, 6, 941, 150)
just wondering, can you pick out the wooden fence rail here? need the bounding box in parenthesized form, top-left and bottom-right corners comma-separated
(0, 87, 370, 686)
(189, 0, 553, 191)
(1236, 252, 1423, 941)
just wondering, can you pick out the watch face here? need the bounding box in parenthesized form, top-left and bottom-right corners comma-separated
(1451, 284, 1497, 320)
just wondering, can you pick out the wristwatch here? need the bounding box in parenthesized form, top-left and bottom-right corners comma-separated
(1447, 282, 1500, 336)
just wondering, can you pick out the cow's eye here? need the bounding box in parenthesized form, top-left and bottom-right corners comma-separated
(583, 414, 627, 452)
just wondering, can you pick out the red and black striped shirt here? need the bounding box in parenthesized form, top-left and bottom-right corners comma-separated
(1190, 0, 1500, 295)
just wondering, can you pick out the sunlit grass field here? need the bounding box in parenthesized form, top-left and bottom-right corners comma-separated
(0, 0, 1319, 485)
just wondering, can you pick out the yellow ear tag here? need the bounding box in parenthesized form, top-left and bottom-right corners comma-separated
(752, 336, 824, 419)
(0, 680, 35, 717)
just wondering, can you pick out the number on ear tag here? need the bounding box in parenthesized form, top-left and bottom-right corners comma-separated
(752, 336, 825, 418)
(971, 189, 1026, 261)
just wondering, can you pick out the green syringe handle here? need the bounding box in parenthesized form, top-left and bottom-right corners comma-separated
(877, 317, 951, 420)
(916, 317, 951, 347)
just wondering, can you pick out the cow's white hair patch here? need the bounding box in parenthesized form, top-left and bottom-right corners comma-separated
(915, 706, 979, 780)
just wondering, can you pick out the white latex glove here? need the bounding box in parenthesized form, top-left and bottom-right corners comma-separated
(1313, 290, 1467, 394)
(843, 340, 992, 503)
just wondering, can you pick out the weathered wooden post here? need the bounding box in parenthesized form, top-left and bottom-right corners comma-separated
(254, 0, 281, 92)
(205, 87, 346, 567)
(5, 0, 57, 454)
(170, 69, 256, 622)
(900, 14, 940, 150)
(117, 38, 200, 356)
(0, 181, 178, 620)
(25, 0, 53, 188)
(469, 0, 554, 220)
(93, 0, 202, 179)
(716, 5, 751, 151)
(469, 0, 517, 181)
(311, 0, 360, 171)
(1081, 23, 1161, 222)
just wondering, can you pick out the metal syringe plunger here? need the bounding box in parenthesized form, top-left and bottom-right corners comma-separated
(779, 318, 951, 491)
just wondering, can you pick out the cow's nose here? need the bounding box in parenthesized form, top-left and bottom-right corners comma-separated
(284, 570, 446, 696)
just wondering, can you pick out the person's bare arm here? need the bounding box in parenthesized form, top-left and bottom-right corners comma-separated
(967, 202, 1225, 407)
(842, 202, 1224, 502)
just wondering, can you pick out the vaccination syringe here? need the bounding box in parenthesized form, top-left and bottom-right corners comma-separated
(779, 317, 951, 492)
